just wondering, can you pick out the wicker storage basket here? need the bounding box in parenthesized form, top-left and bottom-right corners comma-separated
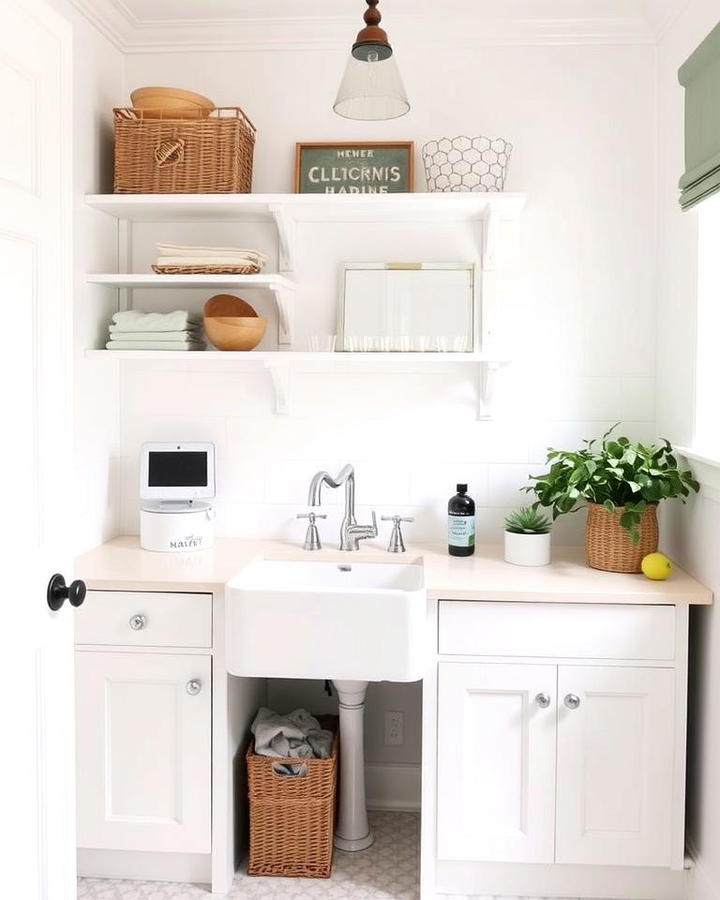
(113, 107, 255, 194)
(585, 502, 659, 573)
(247, 725, 338, 878)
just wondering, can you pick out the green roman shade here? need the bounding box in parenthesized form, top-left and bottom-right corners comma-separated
(679, 20, 720, 209)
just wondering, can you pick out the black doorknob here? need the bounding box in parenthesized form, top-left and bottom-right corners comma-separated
(47, 574, 87, 611)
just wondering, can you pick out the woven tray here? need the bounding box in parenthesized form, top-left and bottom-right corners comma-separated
(247, 720, 338, 878)
(152, 263, 261, 275)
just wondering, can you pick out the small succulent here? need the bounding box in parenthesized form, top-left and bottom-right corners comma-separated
(505, 506, 551, 535)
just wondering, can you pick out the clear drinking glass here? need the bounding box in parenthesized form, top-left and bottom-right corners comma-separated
(307, 334, 337, 352)
(451, 335, 469, 352)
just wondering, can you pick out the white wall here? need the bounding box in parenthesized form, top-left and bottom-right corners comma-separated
(115, 42, 658, 547)
(655, 5, 720, 900)
(47, 0, 125, 553)
(102, 39, 659, 793)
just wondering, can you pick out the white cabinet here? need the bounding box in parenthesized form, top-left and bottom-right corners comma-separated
(437, 662, 557, 863)
(436, 601, 684, 874)
(556, 665, 674, 867)
(76, 642, 212, 855)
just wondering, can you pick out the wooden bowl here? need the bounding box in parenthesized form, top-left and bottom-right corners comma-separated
(203, 294, 257, 318)
(130, 86, 215, 119)
(204, 316, 267, 351)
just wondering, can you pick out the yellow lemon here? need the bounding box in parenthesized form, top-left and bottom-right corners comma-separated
(641, 552, 673, 581)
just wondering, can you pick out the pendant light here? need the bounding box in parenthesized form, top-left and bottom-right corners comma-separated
(333, 0, 410, 121)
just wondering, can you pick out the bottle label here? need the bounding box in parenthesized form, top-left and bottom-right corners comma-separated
(448, 514, 475, 547)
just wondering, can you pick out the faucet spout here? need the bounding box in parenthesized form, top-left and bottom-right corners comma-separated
(306, 464, 375, 551)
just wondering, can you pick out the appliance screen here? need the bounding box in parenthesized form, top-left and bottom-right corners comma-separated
(148, 451, 208, 488)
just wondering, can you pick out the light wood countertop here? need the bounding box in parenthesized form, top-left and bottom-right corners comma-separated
(76, 537, 712, 605)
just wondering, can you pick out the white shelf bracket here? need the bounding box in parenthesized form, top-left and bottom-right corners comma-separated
(269, 203, 296, 273)
(477, 360, 506, 420)
(481, 208, 500, 271)
(264, 360, 292, 415)
(268, 283, 294, 345)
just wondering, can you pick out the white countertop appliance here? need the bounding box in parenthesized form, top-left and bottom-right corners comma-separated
(139, 442, 216, 552)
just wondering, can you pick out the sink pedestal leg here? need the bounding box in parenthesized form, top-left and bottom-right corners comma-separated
(332, 679, 374, 852)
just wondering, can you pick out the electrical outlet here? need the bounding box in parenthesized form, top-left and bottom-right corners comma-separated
(384, 710, 404, 746)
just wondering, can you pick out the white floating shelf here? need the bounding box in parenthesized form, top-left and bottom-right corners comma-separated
(85, 192, 527, 224)
(83, 349, 510, 418)
(86, 273, 295, 289)
(86, 192, 526, 270)
(87, 273, 295, 344)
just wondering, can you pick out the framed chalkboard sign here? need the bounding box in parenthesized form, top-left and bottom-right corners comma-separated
(295, 142, 414, 194)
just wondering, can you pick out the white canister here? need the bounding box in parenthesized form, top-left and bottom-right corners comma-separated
(140, 501, 216, 553)
(504, 530, 551, 567)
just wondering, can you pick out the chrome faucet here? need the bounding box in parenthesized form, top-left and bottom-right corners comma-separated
(308, 463, 377, 551)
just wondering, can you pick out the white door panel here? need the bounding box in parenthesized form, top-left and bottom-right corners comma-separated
(437, 662, 557, 864)
(556, 665, 675, 867)
(0, 2, 74, 898)
(76, 651, 212, 854)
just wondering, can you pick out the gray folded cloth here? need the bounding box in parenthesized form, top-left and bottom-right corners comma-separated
(108, 330, 202, 341)
(111, 310, 202, 333)
(105, 340, 205, 351)
(251, 708, 334, 775)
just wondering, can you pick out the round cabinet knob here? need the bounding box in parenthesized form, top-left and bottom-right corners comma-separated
(129, 614, 147, 631)
(186, 679, 202, 696)
(535, 692, 551, 709)
(47, 574, 87, 611)
(564, 693, 581, 710)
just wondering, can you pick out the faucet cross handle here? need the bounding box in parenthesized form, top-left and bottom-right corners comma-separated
(381, 514, 415, 553)
(297, 511, 327, 551)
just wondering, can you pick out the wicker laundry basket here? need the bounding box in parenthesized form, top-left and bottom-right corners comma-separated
(113, 106, 255, 193)
(247, 723, 338, 878)
(585, 502, 659, 573)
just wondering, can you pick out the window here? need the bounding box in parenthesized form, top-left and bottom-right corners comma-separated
(693, 191, 720, 458)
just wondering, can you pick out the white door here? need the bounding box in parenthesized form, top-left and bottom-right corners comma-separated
(0, 2, 75, 898)
(76, 651, 212, 854)
(556, 665, 675, 867)
(437, 662, 557, 864)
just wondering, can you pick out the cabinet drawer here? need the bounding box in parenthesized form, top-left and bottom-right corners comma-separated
(439, 601, 675, 661)
(76, 591, 212, 648)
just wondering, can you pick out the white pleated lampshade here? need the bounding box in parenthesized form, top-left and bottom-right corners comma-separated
(333, 52, 410, 121)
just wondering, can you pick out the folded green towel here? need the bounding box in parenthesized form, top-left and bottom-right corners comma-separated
(105, 340, 205, 351)
(110, 310, 202, 333)
(108, 330, 202, 341)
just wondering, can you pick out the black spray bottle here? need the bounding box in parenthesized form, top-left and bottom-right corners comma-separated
(448, 483, 476, 557)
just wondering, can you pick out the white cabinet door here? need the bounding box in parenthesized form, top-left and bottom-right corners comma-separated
(437, 662, 557, 864)
(556, 665, 675, 867)
(76, 651, 211, 854)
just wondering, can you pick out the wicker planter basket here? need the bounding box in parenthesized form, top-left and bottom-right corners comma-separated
(585, 502, 659, 573)
(247, 725, 338, 878)
(113, 106, 255, 194)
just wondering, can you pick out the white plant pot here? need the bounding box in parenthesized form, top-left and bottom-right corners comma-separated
(504, 530, 551, 567)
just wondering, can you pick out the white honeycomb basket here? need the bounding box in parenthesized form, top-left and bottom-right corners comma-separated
(422, 135, 513, 192)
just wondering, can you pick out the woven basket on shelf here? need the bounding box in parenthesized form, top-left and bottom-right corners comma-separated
(247, 725, 338, 878)
(152, 263, 261, 275)
(585, 502, 659, 573)
(113, 106, 255, 194)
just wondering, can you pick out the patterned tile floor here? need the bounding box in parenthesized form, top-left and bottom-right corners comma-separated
(77, 811, 420, 900)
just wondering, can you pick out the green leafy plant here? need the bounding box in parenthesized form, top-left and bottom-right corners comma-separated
(523, 424, 699, 543)
(505, 506, 552, 535)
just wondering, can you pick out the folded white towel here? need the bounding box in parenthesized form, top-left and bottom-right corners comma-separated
(155, 255, 264, 267)
(105, 340, 205, 351)
(108, 330, 202, 342)
(111, 310, 202, 333)
(156, 242, 268, 261)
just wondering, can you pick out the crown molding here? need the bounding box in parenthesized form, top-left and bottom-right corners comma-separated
(68, 2, 656, 53)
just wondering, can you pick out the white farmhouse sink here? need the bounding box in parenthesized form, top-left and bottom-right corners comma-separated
(225, 558, 426, 682)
